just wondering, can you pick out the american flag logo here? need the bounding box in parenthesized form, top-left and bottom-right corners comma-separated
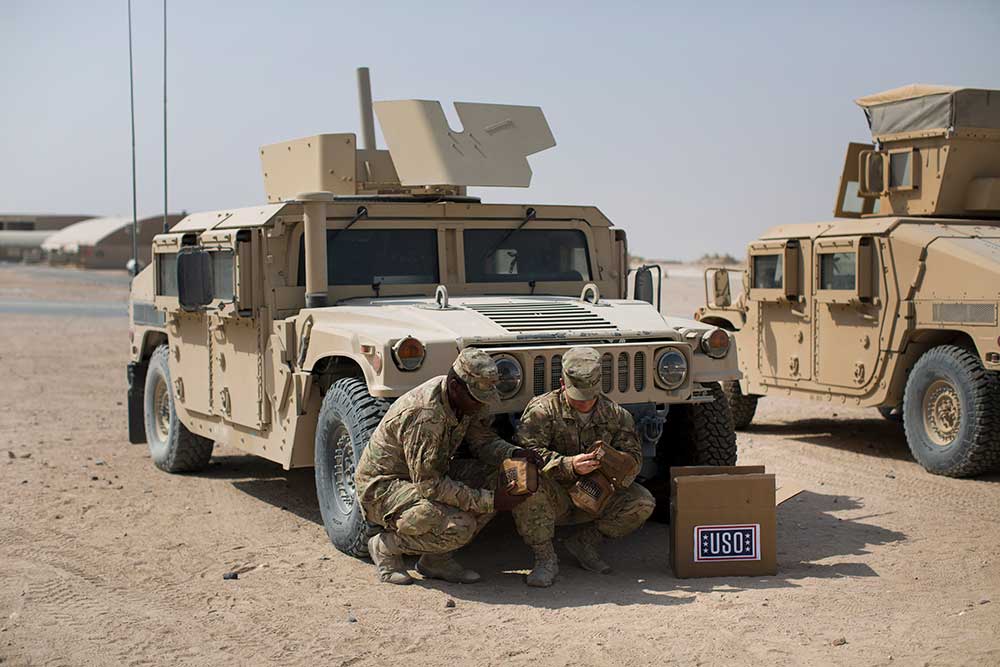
(694, 524, 760, 562)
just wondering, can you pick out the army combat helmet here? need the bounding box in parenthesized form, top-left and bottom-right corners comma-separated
(561, 347, 602, 401)
(453, 348, 501, 404)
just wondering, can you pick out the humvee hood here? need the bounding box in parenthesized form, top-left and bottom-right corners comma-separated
(302, 295, 684, 345)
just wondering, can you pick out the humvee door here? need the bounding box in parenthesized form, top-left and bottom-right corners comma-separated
(835, 142, 878, 218)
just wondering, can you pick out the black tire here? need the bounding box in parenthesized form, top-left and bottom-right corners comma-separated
(314, 377, 390, 558)
(723, 380, 759, 430)
(877, 405, 903, 423)
(143, 345, 214, 473)
(646, 383, 738, 517)
(902, 345, 1000, 477)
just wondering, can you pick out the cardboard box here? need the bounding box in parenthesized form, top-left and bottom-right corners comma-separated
(669, 466, 777, 578)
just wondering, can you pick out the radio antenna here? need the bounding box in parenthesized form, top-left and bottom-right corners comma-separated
(162, 0, 169, 234)
(127, 0, 138, 277)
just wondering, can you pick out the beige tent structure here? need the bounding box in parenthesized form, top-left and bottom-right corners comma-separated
(41, 214, 184, 270)
(0, 213, 95, 261)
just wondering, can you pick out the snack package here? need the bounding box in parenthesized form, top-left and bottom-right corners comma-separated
(568, 441, 640, 514)
(592, 441, 639, 489)
(501, 458, 539, 496)
(568, 471, 614, 514)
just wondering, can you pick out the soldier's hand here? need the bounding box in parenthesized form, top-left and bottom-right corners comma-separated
(510, 447, 545, 468)
(493, 480, 528, 512)
(571, 451, 601, 476)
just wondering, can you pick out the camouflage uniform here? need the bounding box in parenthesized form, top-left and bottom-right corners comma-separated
(355, 361, 517, 556)
(512, 350, 655, 547)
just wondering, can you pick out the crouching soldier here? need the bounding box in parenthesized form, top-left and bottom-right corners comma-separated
(355, 348, 544, 585)
(513, 346, 655, 587)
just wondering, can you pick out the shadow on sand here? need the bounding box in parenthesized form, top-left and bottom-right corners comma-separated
(207, 454, 909, 607)
(744, 415, 1000, 483)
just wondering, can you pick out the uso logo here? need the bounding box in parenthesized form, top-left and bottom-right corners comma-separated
(693, 524, 761, 562)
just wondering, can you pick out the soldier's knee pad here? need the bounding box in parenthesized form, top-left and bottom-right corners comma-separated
(442, 511, 478, 545)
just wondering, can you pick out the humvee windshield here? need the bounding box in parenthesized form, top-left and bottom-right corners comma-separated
(295, 227, 591, 290)
(298, 229, 440, 286)
(464, 229, 591, 283)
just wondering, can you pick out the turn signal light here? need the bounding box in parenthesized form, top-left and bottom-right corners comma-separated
(700, 328, 731, 359)
(392, 336, 426, 371)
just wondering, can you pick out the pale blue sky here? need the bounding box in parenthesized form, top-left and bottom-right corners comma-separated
(3, 1, 998, 259)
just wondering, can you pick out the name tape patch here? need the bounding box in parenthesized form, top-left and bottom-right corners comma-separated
(694, 524, 761, 562)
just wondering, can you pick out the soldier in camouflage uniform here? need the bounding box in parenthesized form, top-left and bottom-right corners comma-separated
(513, 346, 655, 587)
(355, 348, 543, 585)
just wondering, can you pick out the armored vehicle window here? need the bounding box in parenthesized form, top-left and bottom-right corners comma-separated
(298, 229, 439, 286)
(819, 252, 856, 290)
(752, 255, 783, 289)
(889, 151, 913, 189)
(212, 251, 235, 301)
(158, 253, 178, 296)
(463, 229, 591, 283)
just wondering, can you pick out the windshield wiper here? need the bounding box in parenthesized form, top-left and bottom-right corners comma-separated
(329, 206, 368, 240)
(481, 207, 536, 261)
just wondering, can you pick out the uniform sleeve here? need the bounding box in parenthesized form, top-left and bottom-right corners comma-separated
(517, 401, 577, 482)
(465, 412, 519, 465)
(609, 407, 642, 488)
(400, 414, 494, 514)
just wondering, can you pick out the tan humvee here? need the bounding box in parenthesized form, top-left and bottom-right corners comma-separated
(126, 69, 740, 556)
(697, 85, 1000, 478)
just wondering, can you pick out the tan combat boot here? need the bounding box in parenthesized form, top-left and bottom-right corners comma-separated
(416, 552, 481, 584)
(368, 533, 413, 585)
(525, 541, 559, 587)
(564, 525, 612, 574)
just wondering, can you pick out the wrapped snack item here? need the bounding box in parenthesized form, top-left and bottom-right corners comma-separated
(501, 458, 539, 496)
(592, 441, 639, 489)
(568, 470, 614, 515)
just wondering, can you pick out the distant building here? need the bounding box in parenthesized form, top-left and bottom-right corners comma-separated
(0, 213, 95, 262)
(41, 214, 184, 270)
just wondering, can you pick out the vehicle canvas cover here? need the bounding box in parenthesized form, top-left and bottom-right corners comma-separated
(856, 84, 1000, 137)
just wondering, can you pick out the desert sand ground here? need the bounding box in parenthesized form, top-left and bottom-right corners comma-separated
(1, 264, 998, 666)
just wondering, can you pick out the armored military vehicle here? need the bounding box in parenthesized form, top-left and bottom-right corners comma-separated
(697, 84, 1000, 478)
(126, 69, 740, 556)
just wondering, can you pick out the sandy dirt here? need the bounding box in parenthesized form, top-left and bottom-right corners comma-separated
(1, 264, 998, 666)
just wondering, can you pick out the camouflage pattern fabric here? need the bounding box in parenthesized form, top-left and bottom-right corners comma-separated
(355, 376, 517, 546)
(513, 475, 655, 544)
(516, 389, 642, 485)
(512, 388, 652, 544)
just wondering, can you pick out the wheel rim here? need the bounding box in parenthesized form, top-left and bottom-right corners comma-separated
(330, 425, 357, 513)
(921, 378, 961, 447)
(152, 376, 171, 442)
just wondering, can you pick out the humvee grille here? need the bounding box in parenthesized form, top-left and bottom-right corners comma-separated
(601, 354, 614, 393)
(618, 352, 629, 392)
(634, 351, 646, 391)
(932, 302, 997, 325)
(465, 302, 615, 332)
(527, 350, 645, 398)
(532, 356, 546, 396)
(551, 354, 562, 391)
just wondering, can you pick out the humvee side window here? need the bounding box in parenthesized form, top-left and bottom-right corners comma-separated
(212, 251, 235, 301)
(158, 253, 178, 296)
(463, 229, 591, 283)
(297, 229, 439, 286)
(752, 254, 783, 289)
(819, 252, 856, 290)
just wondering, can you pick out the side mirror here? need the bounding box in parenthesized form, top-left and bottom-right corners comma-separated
(177, 248, 214, 311)
(634, 266, 655, 306)
(711, 270, 732, 308)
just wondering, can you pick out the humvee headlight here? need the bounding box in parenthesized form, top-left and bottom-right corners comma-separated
(700, 329, 731, 359)
(655, 349, 688, 389)
(492, 354, 523, 400)
(391, 336, 426, 372)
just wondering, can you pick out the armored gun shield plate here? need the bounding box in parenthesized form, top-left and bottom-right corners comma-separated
(373, 100, 555, 187)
